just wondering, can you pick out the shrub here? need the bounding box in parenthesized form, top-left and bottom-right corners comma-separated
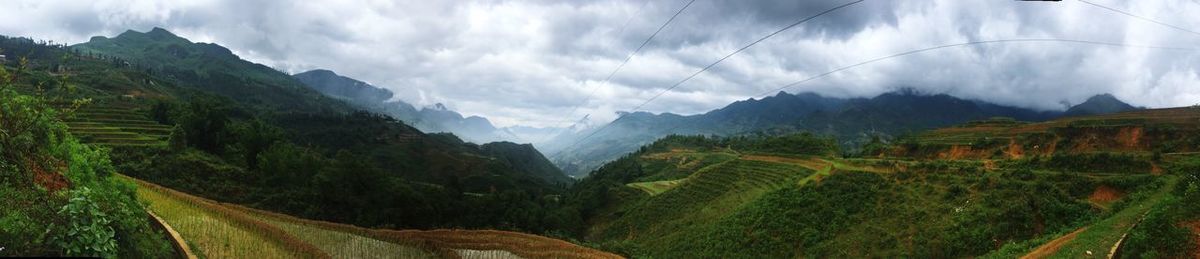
(50, 187, 118, 258)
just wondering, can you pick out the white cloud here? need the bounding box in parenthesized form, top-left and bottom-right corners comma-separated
(0, 0, 1197, 127)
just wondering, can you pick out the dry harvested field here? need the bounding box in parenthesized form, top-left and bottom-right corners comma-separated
(124, 175, 622, 259)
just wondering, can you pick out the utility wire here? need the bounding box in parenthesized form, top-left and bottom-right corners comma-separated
(551, 0, 865, 157)
(552, 0, 697, 130)
(757, 38, 1197, 98)
(1076, 0, 1200, 37)
(642, 38, 1199, 148)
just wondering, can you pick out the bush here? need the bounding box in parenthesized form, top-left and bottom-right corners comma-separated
(50, 187, 118, 258)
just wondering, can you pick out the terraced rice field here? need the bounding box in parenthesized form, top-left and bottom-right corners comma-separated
(123, 175, 620, 259)
(63, 102, 170, 147)
(131, 178, 326, 258)
(626, 179, 684, 195)
(597, 158, 815, 240)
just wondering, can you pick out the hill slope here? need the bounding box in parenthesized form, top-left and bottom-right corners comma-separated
(566, 107, 1200, 257)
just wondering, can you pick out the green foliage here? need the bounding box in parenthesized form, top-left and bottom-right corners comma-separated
(1120, 158, 1200, 257)
(51, 187, 118, 258)
(178, 95, 231, 153)
(1013, 152, 1151, 174)
(167, 124, 186, 151)
(1122, 198, 1194, 258)
(0, 69, 172, 257)
(231, 119, 283, 170)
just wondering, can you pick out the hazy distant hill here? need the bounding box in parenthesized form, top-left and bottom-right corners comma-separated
(291, 69, 522, 144)
(545, 90, 1137, 177)
(1063, 93, 1141, 117)
(293, 69, 394, 104)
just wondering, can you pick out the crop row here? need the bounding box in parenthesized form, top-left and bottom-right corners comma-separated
(126, 175, 619, 259)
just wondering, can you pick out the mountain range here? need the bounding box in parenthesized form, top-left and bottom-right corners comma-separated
(541, 89, 1142, 177)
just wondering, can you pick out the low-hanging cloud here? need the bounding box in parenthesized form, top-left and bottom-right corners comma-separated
(1, 0, 1197, 127)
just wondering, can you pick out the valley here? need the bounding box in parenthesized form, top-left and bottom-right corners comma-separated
(3, 1, 1200, 257)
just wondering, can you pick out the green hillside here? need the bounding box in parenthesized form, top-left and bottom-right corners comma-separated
(3, 30, 579, 250)
(564, 108, 1200, 257)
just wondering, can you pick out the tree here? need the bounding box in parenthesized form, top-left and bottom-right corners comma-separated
(179, 97, 230, 153)
(167, 125, 187, 152)
(233, 119, 282, 170)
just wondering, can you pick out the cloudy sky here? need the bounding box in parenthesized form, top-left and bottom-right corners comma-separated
(2, 0, 1199, 127)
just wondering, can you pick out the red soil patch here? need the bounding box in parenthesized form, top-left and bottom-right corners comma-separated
(1184, 220, 1200, 257)
(936, 145, 992, 160)
(1151, 164, 1164, 176)
(1116, 127, 1144, 149)
(1006, 139, 1025, 159)
(983, 160, 998, 171)
(1088, 185, 1123, 205)
(29, 159, 69, 192)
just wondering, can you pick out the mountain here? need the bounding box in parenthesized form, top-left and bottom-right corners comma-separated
(1063, 93, 1141, 117)
(481, 142, 572, 185)
(545, 90, 1136, 177)
(292, 69, 393, 104)
(73, 28, 346, 114)
(62, 28, 573, 231)
(291, 69, 519, 143)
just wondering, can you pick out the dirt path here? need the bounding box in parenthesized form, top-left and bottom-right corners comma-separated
(1021, 227, 1089, 259)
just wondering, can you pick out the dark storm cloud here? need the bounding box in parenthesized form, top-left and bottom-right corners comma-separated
(1, 0, 1197, 127)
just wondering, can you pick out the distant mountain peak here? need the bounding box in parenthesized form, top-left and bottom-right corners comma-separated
(1064, 93, 1139, 117)
(148, 27, 175, 36)
(432, 103, 449, 111)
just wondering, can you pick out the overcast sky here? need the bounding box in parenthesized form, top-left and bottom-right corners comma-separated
(2, 0, 1199, 127)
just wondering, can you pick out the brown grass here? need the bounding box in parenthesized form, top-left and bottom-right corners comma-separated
(121, 175, 331, 259)
(224, 203, 622, 259)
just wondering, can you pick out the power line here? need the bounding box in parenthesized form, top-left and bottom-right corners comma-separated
(551, 0, 865, 158)
(757, 38, 1197, 98)
(552, 0, 697, 129)
(642, 38, 1199, 149)
(1076, 0, 1200, 37)
(628, 0, 865, 114)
